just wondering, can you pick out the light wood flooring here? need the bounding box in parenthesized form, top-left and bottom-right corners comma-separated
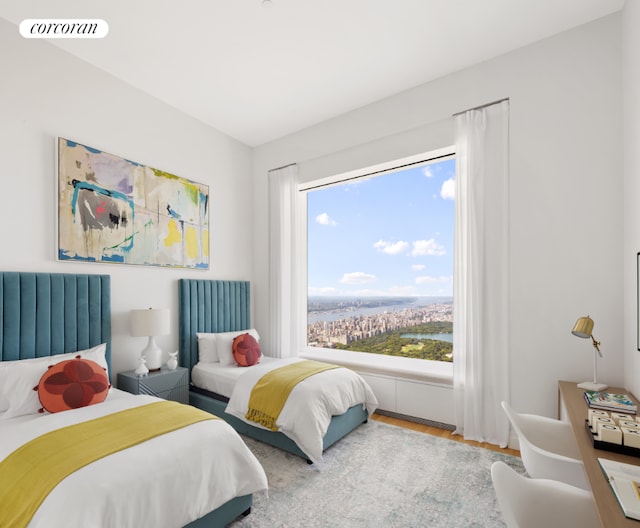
(371, 412, 520, 457)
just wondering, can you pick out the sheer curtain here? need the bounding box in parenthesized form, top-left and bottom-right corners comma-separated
(453, 100, 510, 447)
(268, 164, 301, 358)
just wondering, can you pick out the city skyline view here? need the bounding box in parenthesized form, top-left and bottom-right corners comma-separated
(307, 299, 453, 352)
(307, 156, 456, 298)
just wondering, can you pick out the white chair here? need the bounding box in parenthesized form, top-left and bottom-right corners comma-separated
(491, 461, 599, 528)
(501, 401, 589, 490)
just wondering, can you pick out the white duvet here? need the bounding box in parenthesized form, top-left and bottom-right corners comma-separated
(0, 390, 268, 528)
(224, 358, 378, 464)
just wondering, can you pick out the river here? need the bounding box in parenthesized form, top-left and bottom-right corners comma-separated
(307, 297, 451, 325)
(399, 332, 453, 342)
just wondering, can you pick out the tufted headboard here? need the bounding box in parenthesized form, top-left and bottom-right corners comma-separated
(0, 272, 112, 379)
(178, 279, 251, 375)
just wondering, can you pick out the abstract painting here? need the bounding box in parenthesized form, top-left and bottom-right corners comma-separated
(58, 138, 209, 268)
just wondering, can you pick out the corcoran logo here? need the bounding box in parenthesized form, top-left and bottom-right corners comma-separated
(19, 19, 109, 39)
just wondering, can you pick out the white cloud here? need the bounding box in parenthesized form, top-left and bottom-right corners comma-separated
(411, 264, 426, 271)
(347, 286, 417, 296)
(348, 288, 389, 296)
(387, 285, 418, 295)
(315, 213, 337, 226)
(340, 272, 376, 284)
(412, 239, 446, 257)
(440, 177, 455, 200)
(345, 178, 368, 187)
(422, 166, 434, 178)
(307, 286, 339, 295)
(415, 275, 451, 285)
(373, 239, 409, 255)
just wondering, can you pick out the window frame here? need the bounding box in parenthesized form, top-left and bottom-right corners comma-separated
(297, 147, 456, 377)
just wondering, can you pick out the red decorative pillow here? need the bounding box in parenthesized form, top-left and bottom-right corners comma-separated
(232, 333, 262, 367)
(37, 357, 110, 413)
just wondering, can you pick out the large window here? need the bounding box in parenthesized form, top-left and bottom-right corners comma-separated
(306, 154, 455, 362)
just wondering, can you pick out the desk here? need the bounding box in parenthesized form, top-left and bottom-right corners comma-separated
(558, 380, 640, 528)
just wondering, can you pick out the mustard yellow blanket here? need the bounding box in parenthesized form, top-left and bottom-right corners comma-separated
(245, 360, 340, 431)
(0, 401, 215, 528)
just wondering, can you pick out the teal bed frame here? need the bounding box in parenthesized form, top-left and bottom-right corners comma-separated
(0, 271, 252, 528)
(0, 272, 112, 374)
(178, 279, 369, 463)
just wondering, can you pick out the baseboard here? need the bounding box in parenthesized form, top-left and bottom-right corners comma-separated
(374, 409, 455, 431)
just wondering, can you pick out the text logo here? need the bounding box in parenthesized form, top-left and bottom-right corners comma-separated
(19, 19, 109, 39)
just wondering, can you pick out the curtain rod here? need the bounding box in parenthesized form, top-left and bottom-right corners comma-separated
(268, 162, 297, 173)
(452, 97, 509, 117)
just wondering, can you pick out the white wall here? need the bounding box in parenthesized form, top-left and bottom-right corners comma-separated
(623, 3, 640, 397)
(0, 18, 254, 378)
(0, 12, 626, 423)
(253, 14, 623, 419)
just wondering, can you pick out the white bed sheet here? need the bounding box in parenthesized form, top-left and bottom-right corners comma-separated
(0, 391, 268, 528)
(222, 358, 379, 464)
(191, 357, 281, 398)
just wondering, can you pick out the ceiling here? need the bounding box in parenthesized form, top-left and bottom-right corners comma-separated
(0, 0, 624, 146)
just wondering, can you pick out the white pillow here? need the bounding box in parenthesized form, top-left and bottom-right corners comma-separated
(198, 329, 260, 366)
(196, 333, 219, 363)
(0, 343, 108, 420)
(0, 360, 48, 420)
(218, 329, 260, 366)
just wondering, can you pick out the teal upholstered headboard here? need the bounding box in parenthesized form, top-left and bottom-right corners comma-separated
(0, 272, 112, 379)
(178, 279, 250, 374)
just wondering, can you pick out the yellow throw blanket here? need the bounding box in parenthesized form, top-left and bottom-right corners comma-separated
(0, 401, 216, 528)
(245, 360, 340, 431)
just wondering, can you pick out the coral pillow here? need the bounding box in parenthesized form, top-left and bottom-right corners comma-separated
(37, 357, 110, 413)
(232, 333, 262, 367)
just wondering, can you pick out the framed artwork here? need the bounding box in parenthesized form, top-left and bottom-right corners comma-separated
(58, 138, 209, 269)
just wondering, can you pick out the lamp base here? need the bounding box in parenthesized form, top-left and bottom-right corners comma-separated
(141, 336, 163, 372)
(577, 381, 608, 392)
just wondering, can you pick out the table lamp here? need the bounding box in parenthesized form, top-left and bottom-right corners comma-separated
(130, 307, 170, 372)
(571, 315, 607, 391)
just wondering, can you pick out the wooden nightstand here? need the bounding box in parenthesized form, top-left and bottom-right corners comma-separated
(118, 366, 189, 404)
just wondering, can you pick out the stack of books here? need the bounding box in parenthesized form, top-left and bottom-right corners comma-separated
(584, 390, 637, 414)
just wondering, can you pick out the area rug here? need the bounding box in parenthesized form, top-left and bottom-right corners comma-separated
(230, 420, 523, 528)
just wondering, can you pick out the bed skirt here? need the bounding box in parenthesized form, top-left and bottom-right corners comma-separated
(189, 389, 368, 462)
(184, 494, 252, 528)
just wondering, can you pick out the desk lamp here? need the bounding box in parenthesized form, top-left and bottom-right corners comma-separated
(571, 315, 607, 391)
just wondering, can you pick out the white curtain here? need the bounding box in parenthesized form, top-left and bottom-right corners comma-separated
(268, 164, 300, 358)
(453, 100, 510, 447)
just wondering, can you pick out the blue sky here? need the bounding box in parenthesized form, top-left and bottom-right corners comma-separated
(307, 157, 455, 297)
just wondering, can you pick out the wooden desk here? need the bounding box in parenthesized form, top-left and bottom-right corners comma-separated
(558, 380, 640, 527)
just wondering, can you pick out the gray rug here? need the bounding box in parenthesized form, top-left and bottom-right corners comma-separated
(230, 420, 523, 528)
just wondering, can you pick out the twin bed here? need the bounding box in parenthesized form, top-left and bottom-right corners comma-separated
(178, 279, 378, 464)
(0, 273, 377, 527)
(0, 272, 267, 528)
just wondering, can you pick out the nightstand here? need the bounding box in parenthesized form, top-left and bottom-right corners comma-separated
(118, 366, 189, 404)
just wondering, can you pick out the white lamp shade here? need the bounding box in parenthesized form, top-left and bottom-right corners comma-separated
(130, 308, 170, 337)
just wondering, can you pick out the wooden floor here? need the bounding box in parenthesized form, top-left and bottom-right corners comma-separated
(371, 412, 520, 457)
